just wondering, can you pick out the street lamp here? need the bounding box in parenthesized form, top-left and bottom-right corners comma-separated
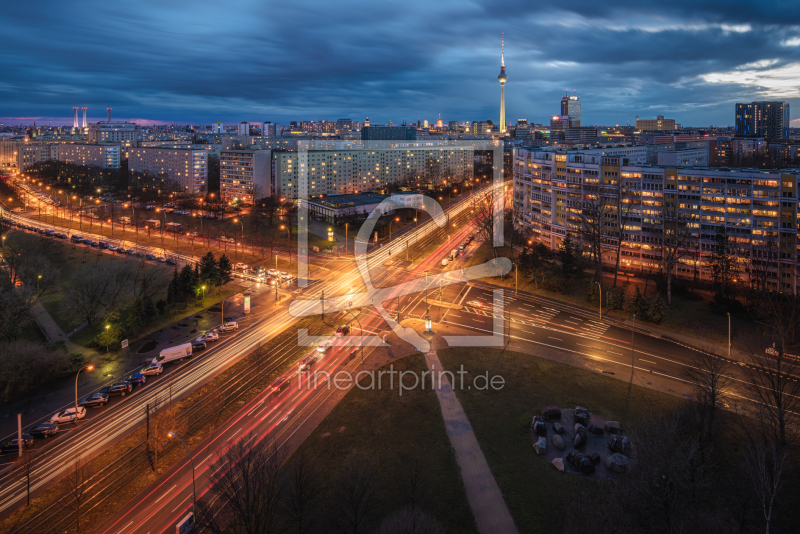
(727, 312, 731, 359)
(75, 365, 94, 423)
(233, 217, 244, 238)
(168, 431, 196, 518)
(105, 324, 110, 351)
(631, 314, 636, 377)
(201, 285, 206, 307)
(389, 217, 399, 240)
(280, 224, 289, 239)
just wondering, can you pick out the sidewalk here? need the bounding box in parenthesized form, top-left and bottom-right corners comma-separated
(30, 301, 73, 346)
(424, 349, 519, 534)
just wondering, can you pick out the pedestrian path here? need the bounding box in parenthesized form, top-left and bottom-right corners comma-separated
(424, 350, 519, 534)
(30, 301, 70, 344)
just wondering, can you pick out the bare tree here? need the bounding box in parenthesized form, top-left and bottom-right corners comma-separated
(660, 213, 692, 305)
(577, 182, 614, 283)
(146, 394, 186, 469)
(471, 192, 497, 258)
(283, 450, 322, 534)
(19, 448, 37, 507)
(744, 438, 788, 534)
(683, 352, 733, 447)
(404, 457, 429, 511)
(197, 435, 285, 534)
(334, 456, 380, 534)
(65, 458, 94, 534)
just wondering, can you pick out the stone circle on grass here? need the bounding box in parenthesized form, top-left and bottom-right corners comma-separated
(531, 406, 634, 478)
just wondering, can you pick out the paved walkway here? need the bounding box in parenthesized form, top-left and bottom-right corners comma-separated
(424, 350, 519, 534)
(30, 301, 70, 344)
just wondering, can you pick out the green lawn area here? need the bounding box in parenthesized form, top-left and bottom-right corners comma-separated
(437, 347, 683, 534)
(281, 354, 478, 533)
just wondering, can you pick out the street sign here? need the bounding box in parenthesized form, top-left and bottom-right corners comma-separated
(121, 339, 129, 349)
(176, 512, 195, 534)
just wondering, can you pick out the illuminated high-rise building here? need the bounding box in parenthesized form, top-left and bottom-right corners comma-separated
(560, 93, 581, 127)
(497, 33, 507, 134)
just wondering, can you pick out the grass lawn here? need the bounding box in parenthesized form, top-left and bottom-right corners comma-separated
(437, 347, 684, 534)
(281, 353, 478, 533)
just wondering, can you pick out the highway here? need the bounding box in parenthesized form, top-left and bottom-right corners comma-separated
(0, 182, 499, 531)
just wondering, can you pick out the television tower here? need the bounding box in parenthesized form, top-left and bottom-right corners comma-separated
(497, 33, 507, 134)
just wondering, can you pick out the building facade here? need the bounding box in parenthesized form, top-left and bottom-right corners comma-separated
(514, 147, 800, 290)
(735, 101, 790, 142)
(273, 145, 474, 201)
(220, 149, 272, 203)
(127, 147, 208, 194)
(657, 147, 709, 167)
(636, 116, 676, 132)
(360, 126, 417, 141)
(59, 143, 121, 169)
(560, 96, 581, 127)
(17, 143, 60, 170)
(87, 122, 137, 147)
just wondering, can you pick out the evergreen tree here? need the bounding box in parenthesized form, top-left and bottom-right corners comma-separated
(178, 264, 197, 307)
(143, 296, 157, 321)
(167, 270, 180, 307)
(199, 251, 217, 284)
(127, 299, 144, 332)
(558, 234, 577, 275)
(218, 254, 233, 286)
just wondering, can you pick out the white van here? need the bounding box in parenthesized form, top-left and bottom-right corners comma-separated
(152, 343, 193, 365)
(441, 258, 448, 266)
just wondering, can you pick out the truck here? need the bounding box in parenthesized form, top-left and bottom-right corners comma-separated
(450, 249, 458, 260)
(152, 343, 193, 365)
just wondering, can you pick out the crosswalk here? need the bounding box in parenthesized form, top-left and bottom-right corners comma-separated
(460, 302, 612, 339)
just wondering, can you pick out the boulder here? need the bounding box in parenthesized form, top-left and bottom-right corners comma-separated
(573, 431, 587, 449)
(608, 435, 632, 456)
(604, 421, 621, 434)
(586, 451, 601, 465)
(534, 421, 547, 437)
(574, 423, 587, 435)
(575, 406, 589, 416)
(534, 437, 547, 455)
(579, 457, 596, 475)
(566, 451, 583, 470)
(574, 410, 590, 427)
(541, 406, 562, 420)
(553, 422, 565, 434)
(551, 457, 565, 472)
(551, 434, 565, 451)
(605, 453, 629, 473)
(531, 415, 543, 428)
(587, 423, 604, 436)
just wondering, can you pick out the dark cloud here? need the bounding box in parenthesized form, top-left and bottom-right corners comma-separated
(1, 0, 800, 126)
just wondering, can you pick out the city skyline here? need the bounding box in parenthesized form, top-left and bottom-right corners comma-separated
(2, 1, 800, 127)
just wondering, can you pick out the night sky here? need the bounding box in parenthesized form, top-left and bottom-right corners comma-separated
(2, 0, 800, 127)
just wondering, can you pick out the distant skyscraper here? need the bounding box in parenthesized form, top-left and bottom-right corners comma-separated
(238, 122, 249, 136)
(735, 101, 790, 142)
(560, 94, 580, 127)
(360, 126, 416, 141)
(212, 122, 223, 134)
(498, 33, 507, 134)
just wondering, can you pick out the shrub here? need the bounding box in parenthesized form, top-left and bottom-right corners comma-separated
(606, 288, 625, 310)
(586, 282, 600, 307)
(544, 275, 567, 294)
(645, 295, 667, 324)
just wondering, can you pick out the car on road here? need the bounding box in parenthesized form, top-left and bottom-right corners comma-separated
(166, 258, 177, 265)
(299, 355, 317, 372)
(467, 300, 484, 308)
(191, 340, 207, 351)
(336, 325, 350, 336)
(126, 373, 146, 386)
(177, 322, 189, 327)
(146, 254, 156, 260)
(79, 392, 109, 408)
(1, 435, 34, 454)
(235, 263, 248, 271)
(157, 257, 166, 262)
(203, 330, 219, 342)
(99, 381, 133, 397)
(268, 269, 279, 276)
(220, 321, 238, 332)
(141, 362, 163, 375)
(91, 241, 99, 247)
(281, 272, 292, 280)
(28, 422, 59, 439)
(316, 340, 333, 353)
(270, 376, 290, 392)
(50, 406, 86, 424)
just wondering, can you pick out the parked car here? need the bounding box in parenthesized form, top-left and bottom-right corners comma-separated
(316, 340, 333, 353)
(79, 392, 109, 408)
(126, 373, 146, 386)
(203, 330, 219, 342)
(145, 254, 156, 260)
(141, 362, 163, 376)
(235, 263, 248, 271)
(157, 257, 166, 263)
(49, 407, 86, 424)
(1, 435, 34, 454)
(90, 241, 99, 247)
(191, 340, 207, 352)
(220, 321, 238, 332)
(28, 422, 59, 438)
(336, 325, 350, 336)
(166, 258, 177, 265)
(99, 381, 133, 397)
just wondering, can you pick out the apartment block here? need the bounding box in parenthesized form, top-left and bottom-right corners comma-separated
(635, 115, 676, 131)
(128, 147, 208, 194)
(59, 143, 121, 169)
(220, 149, 272, 203)
(17, 143, 60, 170)
(0, 140, 20, 167)
(272, 145, 474, 201)
(513, 147, 800, 291)
(657, 147, 708, 166)
(87, 122, 137, 147)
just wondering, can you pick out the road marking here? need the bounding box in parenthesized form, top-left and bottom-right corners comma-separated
(639, 359, 656, 364)
(548, 337, 562, 341)
(171, 496, 189, 513)
(118, 520, 133, 534)
(576, 343, 595, 349)
(564, 320, 579, 325)
(154, 486, 175, 504)
(607, 350, 623, 355)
